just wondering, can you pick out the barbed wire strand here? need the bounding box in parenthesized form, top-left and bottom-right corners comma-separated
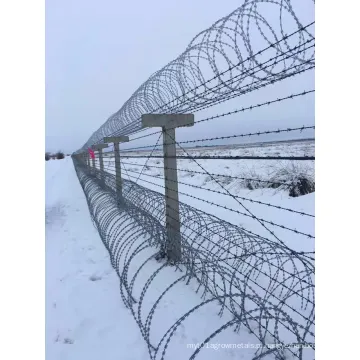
(79, 22, 314, 149)
(112, 164, 314, 217)
(121, 124, 315, 152)
(118, 167, 314, 238)
(162, 129, 314, 267)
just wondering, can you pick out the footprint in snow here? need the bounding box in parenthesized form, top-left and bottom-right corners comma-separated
(89, 274, 102, 281)
(63, 338, 74, 344)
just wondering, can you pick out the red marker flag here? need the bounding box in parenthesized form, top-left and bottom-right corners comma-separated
(88, 148, 95, 159)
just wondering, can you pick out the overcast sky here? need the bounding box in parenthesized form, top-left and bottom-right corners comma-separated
(46, 0, 314, 154)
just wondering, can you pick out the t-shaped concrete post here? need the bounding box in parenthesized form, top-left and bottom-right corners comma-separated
(91, 150, 95, 170)
(104, 136, 129, 198)
(83, 152, 87, 166)
(141, 114, 194, 262)
(92, 144, 108, 183)
(86, 151, 90, 167)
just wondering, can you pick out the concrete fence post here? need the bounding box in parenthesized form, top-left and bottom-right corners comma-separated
(91, 150, 95, 170)
(104, 136, 129, 198)
(92, 144, 108, 183)
(141, 114, 194, 262)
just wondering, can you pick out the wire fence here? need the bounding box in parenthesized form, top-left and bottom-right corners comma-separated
(73, 158, 314, 360)
(72, 1, 315, 359)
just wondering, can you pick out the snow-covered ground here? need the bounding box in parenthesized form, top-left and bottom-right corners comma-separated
(45, 157, 149, 360)
(102, 140, 315, 252)
(46, 158, 276, 360)
(46, 140, 315, 360)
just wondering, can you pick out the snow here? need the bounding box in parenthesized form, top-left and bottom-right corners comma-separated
(46, 157, 148, 360)
(45, 158, 264, 360)
(103, 140, 315, 252)
(46, 140, 315, 360)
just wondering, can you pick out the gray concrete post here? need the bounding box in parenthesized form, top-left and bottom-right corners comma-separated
(91, 153, 95, 169)
(92, 144, 108, 183)
(104, 136, 129, 198)
(99, 149, 104, 173)
(141, 114, 194, 262)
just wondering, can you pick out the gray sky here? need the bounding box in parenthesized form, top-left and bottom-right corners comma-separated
(46, 0, 314, 153)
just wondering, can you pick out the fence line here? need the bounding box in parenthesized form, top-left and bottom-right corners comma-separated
(72, 1, 315, 359)
(73, 158, 314, 360)
(74, 1, 314, 150)
(120, 123, 315, 152)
